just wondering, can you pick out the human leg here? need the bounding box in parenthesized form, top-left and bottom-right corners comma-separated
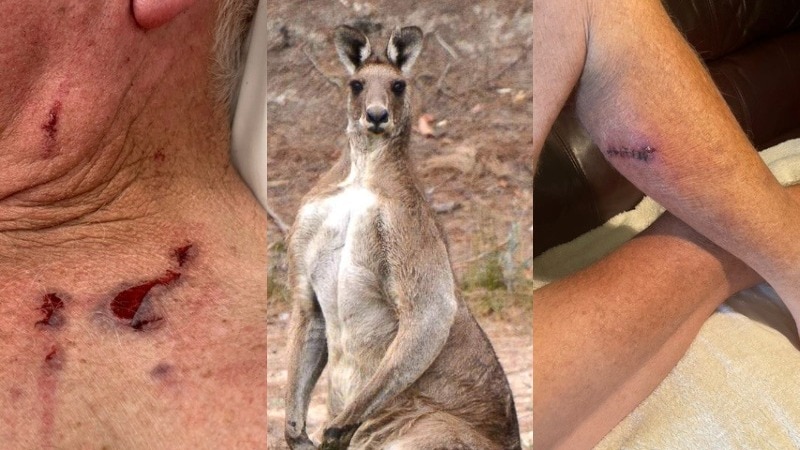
(532, 184, 800, 448)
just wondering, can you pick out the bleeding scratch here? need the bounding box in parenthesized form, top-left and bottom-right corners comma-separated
(107, 244, 196, 330)
(110, 270, 180, 328)
(40, 101, 62, 158)
(172, 244, 194, 267)
(38, 344, 64, 448)
(35, 293, 65, 329)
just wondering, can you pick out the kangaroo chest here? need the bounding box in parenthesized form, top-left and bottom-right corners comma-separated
(297, 185, 398, 365)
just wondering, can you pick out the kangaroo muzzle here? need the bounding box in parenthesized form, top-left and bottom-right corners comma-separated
(365, 104, 390, 133)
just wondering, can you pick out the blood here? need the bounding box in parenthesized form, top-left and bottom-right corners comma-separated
(108, 244, 195, 328)
(153, 149, 165, 161)
(172, 244, 193, 267)
(38, 344, 63, 447)
(40, 100, 62, 158)
(35, 293, 65, 328)
(131, 316, 163, 331)
(110, 270, 180, 322)
(42, 101, 61, 137)
(44, 345, 63, 371)
(41, 101, 61, 140)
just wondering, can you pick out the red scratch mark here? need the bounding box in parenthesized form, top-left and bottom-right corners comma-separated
(40, 101, 63, 158)
(131, 316, 163, 330)
(172, 244, 193, 267)
(44, 345, 63, 371)
(42, 101, 61, 139)
(110, 271, 180, 324)
(153, 149, 165, 162)
(108, 244, 196, 329)
(35, 293, 65, 328)
(38, 344, 64, 448)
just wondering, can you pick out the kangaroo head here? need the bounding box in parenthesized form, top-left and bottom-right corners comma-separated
(334, 25, 423, 139)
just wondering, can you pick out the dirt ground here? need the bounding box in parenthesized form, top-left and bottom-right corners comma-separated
(266, 0, 533, 447)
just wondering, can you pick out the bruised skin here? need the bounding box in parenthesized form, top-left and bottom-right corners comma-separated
(0, 60, 267, 450)
(0, 223, 267, 448)
(0, 0, 266, 447)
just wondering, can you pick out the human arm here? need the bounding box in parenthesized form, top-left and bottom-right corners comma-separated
(530, 182, 800, 448)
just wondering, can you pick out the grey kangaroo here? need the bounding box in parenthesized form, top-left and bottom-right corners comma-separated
(284, 25, 521, 450)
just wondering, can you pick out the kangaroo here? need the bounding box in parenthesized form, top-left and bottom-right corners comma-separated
(284, 25, 521, 450)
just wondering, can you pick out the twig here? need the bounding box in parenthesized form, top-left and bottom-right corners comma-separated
(266, 202, 290, 236)
(436, 61, 452, 94)
(485, 44, 531, 86)
(303, 46, 342, 88)
(434, 32, 459, 60)
(454, 237, 511, 268)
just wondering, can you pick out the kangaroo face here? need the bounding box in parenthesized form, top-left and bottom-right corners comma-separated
(334, 25, 423, 139)
(347, 64, 408, 136)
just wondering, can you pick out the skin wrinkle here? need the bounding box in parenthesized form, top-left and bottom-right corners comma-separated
(0, 50, 197, 238)
(1, 3, 266, 446)
(1, 12, 177, 229)
(2, 131, 133, 232)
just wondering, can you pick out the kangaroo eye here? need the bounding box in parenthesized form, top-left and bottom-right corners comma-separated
(349, 80, 363, 95)
(391, 80, 406, 95)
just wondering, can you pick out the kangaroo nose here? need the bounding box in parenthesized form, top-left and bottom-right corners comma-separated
(366, 106, 389, 126)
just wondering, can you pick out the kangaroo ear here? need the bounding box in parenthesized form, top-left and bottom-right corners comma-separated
(386, 27, 423, 73)
(334, 25, 372, 75)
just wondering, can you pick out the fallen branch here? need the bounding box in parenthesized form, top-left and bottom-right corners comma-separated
(433, 32, 459, 60)
(485, 44, 531, 86)
(436, 61, 452, 94)
(454, 237, 511, 268)
(303, 46, 342, 88)
(266, 202, 290, 236)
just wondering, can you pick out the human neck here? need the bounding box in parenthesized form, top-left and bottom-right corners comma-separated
(0, 61, 236, 263)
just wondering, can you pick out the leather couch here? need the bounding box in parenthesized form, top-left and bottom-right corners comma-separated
(533, 0, 800, 257)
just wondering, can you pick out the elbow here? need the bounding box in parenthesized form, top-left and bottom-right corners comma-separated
(427, 291, 457, 338)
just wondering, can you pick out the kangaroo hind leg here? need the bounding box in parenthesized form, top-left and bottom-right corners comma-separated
(359, 412, 502, 450)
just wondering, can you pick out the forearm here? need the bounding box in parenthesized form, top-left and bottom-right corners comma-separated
(329, 301, 455, 428)
(284, 308, 327, 441)
(534, 205, 765, 449)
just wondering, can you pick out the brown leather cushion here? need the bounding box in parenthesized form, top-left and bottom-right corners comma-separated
(709, 32, 800, 149)
(665, 0, 800, 61)
(534, 1, 800, 256)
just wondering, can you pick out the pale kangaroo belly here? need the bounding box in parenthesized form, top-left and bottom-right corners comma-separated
(301, 186, 397, 405)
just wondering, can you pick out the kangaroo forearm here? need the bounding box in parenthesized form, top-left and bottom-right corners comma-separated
(534, 206, 764, 449)
(285, 315, 327, 435)
(331, 311, 454, 427)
